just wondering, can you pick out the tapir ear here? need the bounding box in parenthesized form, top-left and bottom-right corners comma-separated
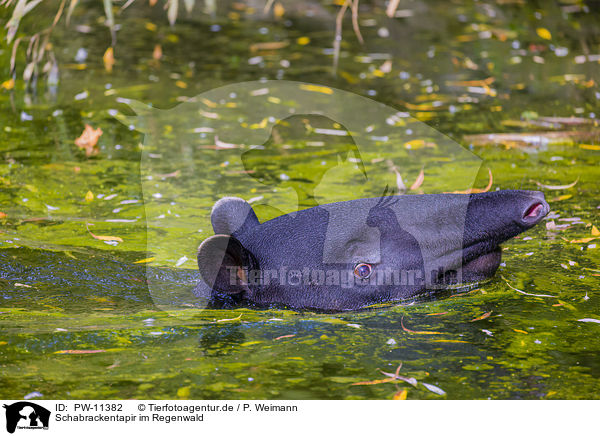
(197, 234, 255, 294)
(211, 197, 260, 235)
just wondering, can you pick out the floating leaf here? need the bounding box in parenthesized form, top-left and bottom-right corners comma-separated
(75, 124, 103, 157)
(86, 223, 123, 243)
(351, 378, 394, 386)
(401, 316, 442, 335)
(216, 313, 243, 323)
(410, 168, 425, 190)
(470, 311, 492, 322)
(84, 191, 94, 202)
(134, 257, 155, 264)
(299, 84, 333, 95)
(422, 382, 446, 395)
(535, 177, 579, 190)
(392, 389, 407, 400)
(536, 27, 552, 40)
(274, 334, 296, 340)
(55, 349, 106, 354)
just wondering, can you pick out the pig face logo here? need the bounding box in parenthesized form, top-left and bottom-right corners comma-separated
(117, 80, 482, 311)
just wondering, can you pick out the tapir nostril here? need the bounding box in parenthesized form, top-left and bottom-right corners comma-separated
(524, 202, 544, 220)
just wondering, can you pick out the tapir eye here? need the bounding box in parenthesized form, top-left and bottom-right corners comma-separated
(354, 263, 372, 279)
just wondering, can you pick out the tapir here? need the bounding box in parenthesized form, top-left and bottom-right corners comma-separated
(193, 190, 549, 311)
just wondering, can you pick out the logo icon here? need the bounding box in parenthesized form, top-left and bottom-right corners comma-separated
(3, 402, 50, 434)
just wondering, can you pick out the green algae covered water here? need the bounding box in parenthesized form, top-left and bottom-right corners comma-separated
(0, 0, 599, 399)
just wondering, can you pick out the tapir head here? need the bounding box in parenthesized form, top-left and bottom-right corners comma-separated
(195, 190, 549, 311)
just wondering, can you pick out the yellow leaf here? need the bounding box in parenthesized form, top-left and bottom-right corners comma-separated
(550, 194, 572, 202)
(580, 144, 600, 151)
(85, 191, 94, 202)
(513, 329, 528, 334)
(175, 80, 187, 89)
(103, 47, 115, 73)
(393, 389, 408, 400)
(134, 257, 155, 264)
(296, 36, 310, 45)
(592, 226, 599, 236)
(299, 84, 333, 95)
(86, 224, 123, 243)
(273, 2, 285, 18)
(568, 237, 597, 243)
(145, 22, 157, 32)
(0, 212, 7, 219)
(536, 28, 552, 40)
(1, 79, 15, 90)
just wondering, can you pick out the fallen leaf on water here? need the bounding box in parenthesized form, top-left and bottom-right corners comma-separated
(299, 84, 333, 95)
(1, 79, 15, 90)
(249, 41, 289, 52)
(392, 166, 406, 192)
(536, 27, 552, 40)
(393, 389, 407, 400)
(0, 212, 6, 219)
(426, 312, 449, 316)
(55, 350, 106, 354)
(580, 144, 600, 151)
(534, 177, 579, 190)
(567, 237, 597, 244)
(296, 36, 310, 45)
(103, 47, 115, 72)
(410, 168, 425, 190)
(86, 223, 123, 243)
(274, 334, 296, 340)
(153, 44, 162, 61)
(422, 382, 446, 396)
(134, 257, 155, 264)
(75, 124, 103, 156)
(84, 190, 94, 202)
(592, 226, 599, 236)
(351, 378, 395, 386)
(401, 316, 443, 335)
(513, 329, 528, 334)
(470, 311, 492, 322)
(216, 313, 243, 323)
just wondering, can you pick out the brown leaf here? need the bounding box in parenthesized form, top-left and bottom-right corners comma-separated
(55, 349, 106, 354)
(75, 124, 103, 156)
(401, 316, 443, 335)
(86, 223, 123, 243)
(351, 378, 395, 386)
(249, 41, 290, 52)
(153, 44, 162, 61)
(410, 168, 425, 190)
(470, 311, 492, 322)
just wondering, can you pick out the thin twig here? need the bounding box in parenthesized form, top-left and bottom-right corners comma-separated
(501, 275, 556, 298)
